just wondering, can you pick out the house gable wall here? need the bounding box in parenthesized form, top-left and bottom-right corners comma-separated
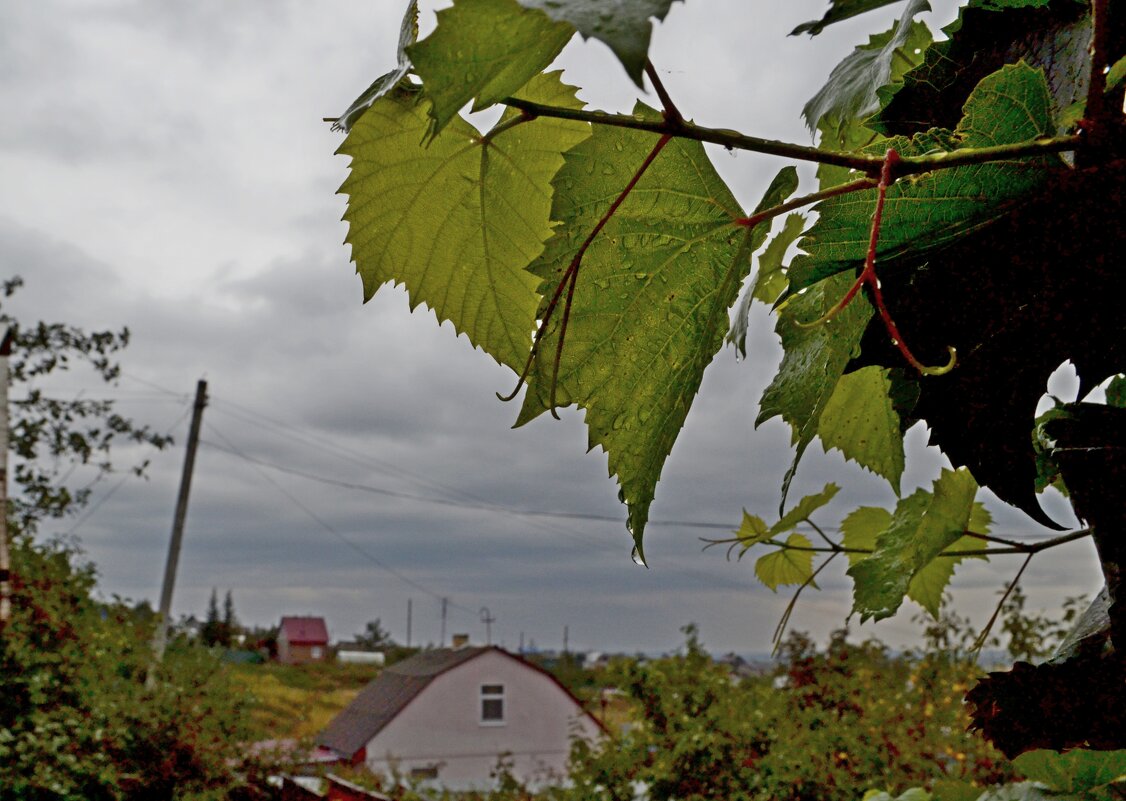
(363, 650, 600, 789)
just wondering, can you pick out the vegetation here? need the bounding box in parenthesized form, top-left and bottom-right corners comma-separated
(0, 281, 270, 799)
(330, 0, 1125, 770)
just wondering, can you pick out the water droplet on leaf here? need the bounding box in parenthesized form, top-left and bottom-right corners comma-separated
(630, 545, 648, 567)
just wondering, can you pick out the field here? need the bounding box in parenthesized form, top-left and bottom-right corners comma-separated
(229, 660, 380, 741)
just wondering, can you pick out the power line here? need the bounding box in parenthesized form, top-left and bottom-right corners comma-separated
(203, 421, 478, 615)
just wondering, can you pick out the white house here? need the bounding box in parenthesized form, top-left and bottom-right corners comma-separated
(315, 645, 604, 790)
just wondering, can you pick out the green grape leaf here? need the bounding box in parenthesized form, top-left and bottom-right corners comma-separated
(872, 0, 1091, 137)
(751, 213, 804, 306)
(792, 0, 908, 36)
(772, 483, 840, 535)
(408, 0, 573, 136)
(847, 468, 978, 622)
(1108, 55, 1126, 92)
(727, 167, 801, 357)
(1106, 375, 1126, 408)
(1012, 749, 1126, 793)
(756, 271, 873, 507)
(519, 0, 680, 86)
(817, 365, 904, 490)
(516, 105, 747, 557)
(906, 528, 985, 619)
(337, 73, 590, 371)
(735, 511, 772, 549)
(802, 1, 932, 132)
(755, 533, 816, 591)
(840, 506, 893, 566)
(789, 62, 1060, 295)
(332, 0, 419, 134)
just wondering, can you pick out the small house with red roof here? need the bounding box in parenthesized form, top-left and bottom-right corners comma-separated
(278, 616, 330, 664)
(315, 645, 603, 790)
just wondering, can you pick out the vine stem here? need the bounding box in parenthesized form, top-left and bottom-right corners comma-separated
(499, 133, 674, 415)
(734, 176, 877, 229)
(1079, 0, 1110, 159)
(774, 551, 839, 650)
(801, 148, 956, 376)
(499, 96, 1082, 175)
(972, 553, 1035, 655)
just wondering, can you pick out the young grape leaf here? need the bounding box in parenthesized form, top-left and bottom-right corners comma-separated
(519, 0, 680, 86)
(791, 0, 908, 37)
(841, 502, 987, 617)
(790, 62, 1060, 295)
(847, 468, 978, 622)
(1107, 375, 1126, 408)
(337, 73, 590, 371)
(802, 1, 932, 132)
(871, 0, 1091, 136)
(736, 511, 772, 549)
(515, 105, 748, 557)
(756, 271, 873, 509)
(331, 0, 419, 134)
(771, 482, 840, 535)
(817, 365, 904, 490)
(755, 533, 816, 591)
(408, 0, 573, 136)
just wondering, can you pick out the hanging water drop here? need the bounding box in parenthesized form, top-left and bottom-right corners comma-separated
(630, 545, 648, 567)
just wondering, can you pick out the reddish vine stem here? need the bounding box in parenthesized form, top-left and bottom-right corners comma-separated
(774, 551, 840, 650)
(644, 61, 682, 126)
(1080, 0, 1110, 158)
(734, 176, 877, 230)
(499, 133, 674, 415)
(801, 148, 957, 376)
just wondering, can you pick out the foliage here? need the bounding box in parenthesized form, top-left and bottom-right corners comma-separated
(354, 617, 395, 650)
(0, 282, 268, 798)
(1, 277, 173, 528)
(333, 0, 1124, 760)
(0, 533, 268, 800)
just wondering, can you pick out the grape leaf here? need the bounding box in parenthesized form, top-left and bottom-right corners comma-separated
(872, 0, 1092, 136)
(331, 0, 419, 134)
(515, 105, 748, 556)
(841, 500, 989, 617)
(408, 0, 573, 136)
(337, 73, 590, 371)
(726, 167, 801, 358)
(802, 0, 932, 132)
(817, 365, 904, 490)
(736, 511, 772, 549)
(772, 482, 840, 535)
(1012, 749, 1126, 793)
(791, 0, 908, 37)
(756, 271, 873, 508)
(755, 533, 816, 591)
(519, 0, 680, 86)
(1107, 375, 1126, 408)
(751, 214, 804, 305)
(790, 62, 1060, 295)
(847, 468, 978, 622)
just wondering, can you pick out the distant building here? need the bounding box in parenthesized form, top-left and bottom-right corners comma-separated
(335, 641, 386, 666)
(316, 645, 604, 790)
(278, 616, 330, 664)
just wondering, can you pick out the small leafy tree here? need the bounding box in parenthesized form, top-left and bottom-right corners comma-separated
(0, 281, 267, 798)
(355, 617, 395, 649)
(329, 0, 1124, 761)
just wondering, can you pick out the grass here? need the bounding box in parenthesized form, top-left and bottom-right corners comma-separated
(230, 660, 380, 742)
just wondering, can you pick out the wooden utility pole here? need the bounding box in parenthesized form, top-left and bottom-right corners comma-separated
(0, 328, 14, 627)
(150, 379, 208, 663)
(406, 598, 412, 648)
(440, 597, 448, 647)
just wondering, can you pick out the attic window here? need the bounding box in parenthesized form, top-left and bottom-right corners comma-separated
(480, 683, 505, 725)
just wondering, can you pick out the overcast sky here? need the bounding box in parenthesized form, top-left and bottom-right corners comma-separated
(0, 0, 1103, 656)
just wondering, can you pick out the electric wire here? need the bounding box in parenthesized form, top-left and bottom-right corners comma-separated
(203, 421, 479, 616)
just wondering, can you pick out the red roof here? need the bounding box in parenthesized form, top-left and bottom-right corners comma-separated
(280, 616, 329, 645)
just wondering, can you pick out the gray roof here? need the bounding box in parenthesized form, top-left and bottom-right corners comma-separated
(316, 646, 493, 758)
